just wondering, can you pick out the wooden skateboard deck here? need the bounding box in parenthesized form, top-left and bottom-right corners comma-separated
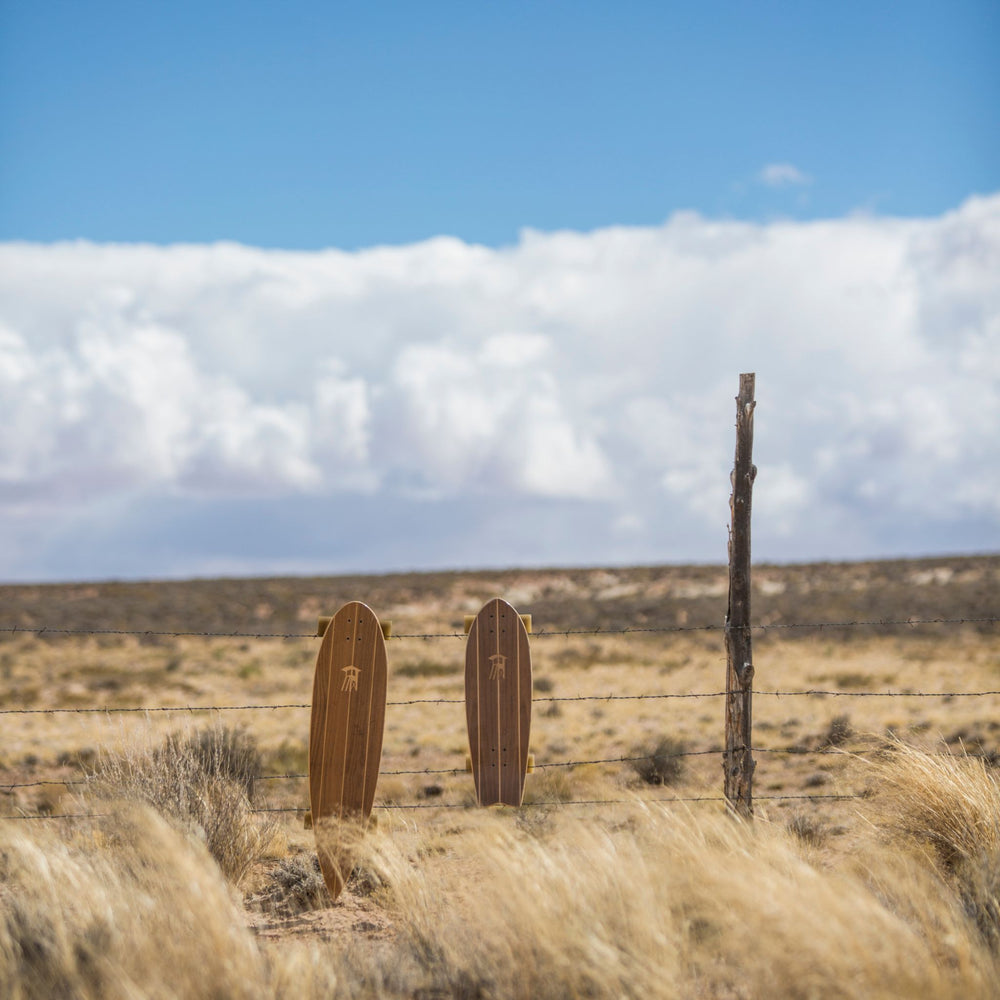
(309, 601, 387, 898)
(465, 598, 532, 807)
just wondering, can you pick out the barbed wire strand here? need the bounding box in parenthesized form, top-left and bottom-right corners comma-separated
(1, 751, 720, 792)
(8, 743, 997, 795)
(0, 791, 866, 820)
(2, 614, 991, 819)
(0, 615, 996, 642)
(4, 682, 1000, 719)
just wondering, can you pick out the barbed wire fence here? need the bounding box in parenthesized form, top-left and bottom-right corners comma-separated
(2, 373, 997, 821)
(1, 611, 998, 821)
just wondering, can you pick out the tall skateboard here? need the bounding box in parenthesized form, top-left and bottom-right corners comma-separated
(464, 598, 532, 806)
(309, 601, 388, 899)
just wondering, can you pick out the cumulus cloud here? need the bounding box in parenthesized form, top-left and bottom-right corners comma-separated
(0, 193, 998, 579)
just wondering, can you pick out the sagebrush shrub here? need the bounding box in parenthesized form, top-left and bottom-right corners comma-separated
(91, 725, 275, 884)
(630, 736, 687, 786)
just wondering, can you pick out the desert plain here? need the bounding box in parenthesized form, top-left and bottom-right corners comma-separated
(1, 554, 999, 998)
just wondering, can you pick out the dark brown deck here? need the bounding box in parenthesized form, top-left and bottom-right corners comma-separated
(465, 598, 532, 807)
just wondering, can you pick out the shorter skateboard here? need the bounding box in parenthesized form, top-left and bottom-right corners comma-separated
(464, 598, 533, 806)
(309, 601, 389, 899)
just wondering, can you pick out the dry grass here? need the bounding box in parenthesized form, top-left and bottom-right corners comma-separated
(5, 768, 999, 999)
(861, 739, 1000, 949)
(1, 557, 999, 997)
(393, 805, 992, 1000)
(0, 807, 269, 999)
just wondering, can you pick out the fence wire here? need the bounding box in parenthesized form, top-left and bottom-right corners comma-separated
(0, 615, 997, 641)
(6, 742, 997, 798)
(3, 682, 1000, 718)
(2, 611, 996, 822)
(1, 791, 867, 821)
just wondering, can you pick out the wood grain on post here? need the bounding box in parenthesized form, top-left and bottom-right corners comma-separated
(725, 373, 757, 818)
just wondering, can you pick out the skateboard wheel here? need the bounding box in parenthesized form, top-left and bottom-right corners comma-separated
(527, 754, 535, 774)
(303, 810, 313, 830)
(317, 616, 332, 637)
(380, 621, 392, 639)
(519, 614, 532, 634)
(463, 615, 476, 635)
(465, 753, 473, 773)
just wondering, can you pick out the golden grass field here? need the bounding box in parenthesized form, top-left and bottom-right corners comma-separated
(1, 555, 999, 998)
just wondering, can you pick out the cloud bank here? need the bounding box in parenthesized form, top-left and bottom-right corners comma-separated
(1, 194, 998, 580)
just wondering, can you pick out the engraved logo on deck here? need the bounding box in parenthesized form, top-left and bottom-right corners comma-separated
(488, 653, 507, 681)
(341, 665, 361, 692)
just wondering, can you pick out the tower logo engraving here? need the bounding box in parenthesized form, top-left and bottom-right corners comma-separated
(488, 653, 507, 681)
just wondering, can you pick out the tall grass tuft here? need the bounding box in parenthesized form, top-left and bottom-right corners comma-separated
(0, 807, 268, 1000)
(345, 801, 999, 999)
(89, 724, 275, 884)
(863, 738, 1000, 948)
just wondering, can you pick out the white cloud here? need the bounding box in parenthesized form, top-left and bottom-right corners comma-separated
(758, 163, 812, 188)
(0, 192, 998, 579)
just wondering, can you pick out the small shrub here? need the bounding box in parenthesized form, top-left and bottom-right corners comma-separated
(786, 813, 830, 847)
(91, 725, 275, 884)
(820, 714, 853, 748)
(629, 737, 687, 786)
(803, 771, 831, 788)
(249, 855, 328, 915)
(178, 725, 262, 800)
(832, 671, 875, 689)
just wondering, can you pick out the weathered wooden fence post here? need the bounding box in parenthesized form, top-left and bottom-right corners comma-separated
(724, 372, 756, 818)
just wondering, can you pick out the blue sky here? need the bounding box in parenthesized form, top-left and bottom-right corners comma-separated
(2, 1, 997, 249)
(0, 2, 998, 582)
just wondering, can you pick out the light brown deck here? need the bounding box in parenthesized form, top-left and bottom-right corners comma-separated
(309, 601, 387, 897)
(465, 598, 532, 807)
